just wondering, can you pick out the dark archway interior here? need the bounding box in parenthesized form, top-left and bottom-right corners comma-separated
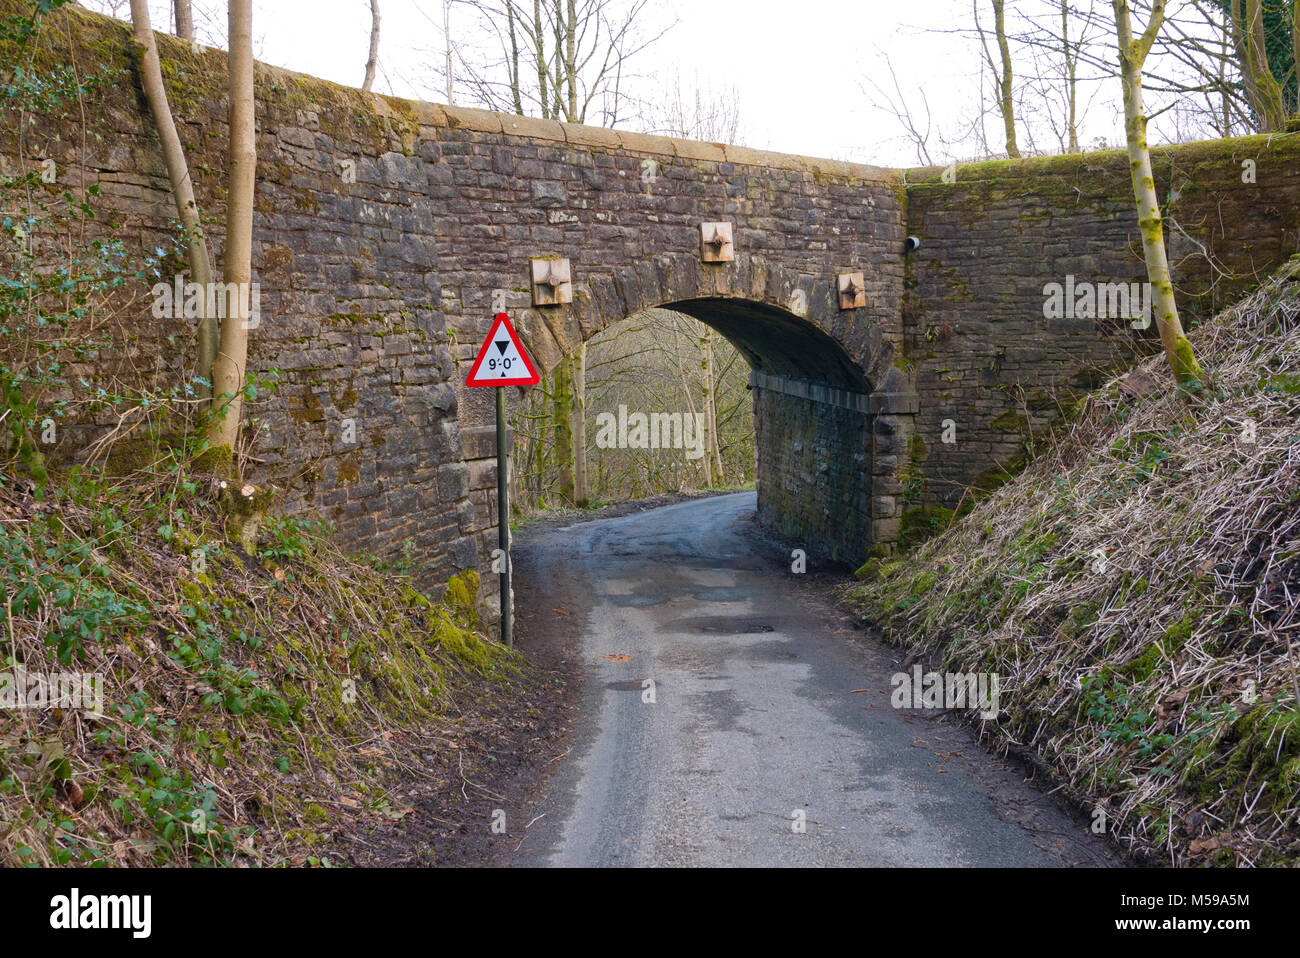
(664, 298, 871, 393)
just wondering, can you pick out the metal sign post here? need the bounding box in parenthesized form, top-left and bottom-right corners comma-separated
(495, 384, 512, 647)
(465, 312, 539, 648)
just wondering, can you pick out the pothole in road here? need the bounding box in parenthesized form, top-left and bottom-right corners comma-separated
(606, 680, 651, 691)
(608, 595, 665, 607)
(661, 615, 800, 636)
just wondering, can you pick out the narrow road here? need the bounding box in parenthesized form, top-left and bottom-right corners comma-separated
(509, 492, 1119, 867)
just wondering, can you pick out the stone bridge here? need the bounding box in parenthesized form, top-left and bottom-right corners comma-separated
(6, 4, 1300, 587)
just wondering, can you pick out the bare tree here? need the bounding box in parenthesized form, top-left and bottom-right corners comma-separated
(362, 0, 381, 91)
(1112, 0, 1206, 389)
(653, 69, 741, 142)
(863, 51, 937, 165)
(980, 0, 1023, 156)
(205, 0, 256, 465)
(129, 0, 215, 402)
(439, 0, 672, 126)
(445, 0, 455, 104)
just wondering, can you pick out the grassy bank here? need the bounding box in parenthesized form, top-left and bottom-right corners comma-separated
(849, 256, 1300, 866)
(0, 467, 517, 866)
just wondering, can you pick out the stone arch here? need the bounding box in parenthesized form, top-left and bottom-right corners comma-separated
(504, 251, 914, 565)
(511, 251, 898, 395)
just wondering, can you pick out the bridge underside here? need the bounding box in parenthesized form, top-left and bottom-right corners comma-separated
(656, 298, 877, 565)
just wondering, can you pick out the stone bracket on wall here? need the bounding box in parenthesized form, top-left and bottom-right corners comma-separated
(748, 370, 919, 415)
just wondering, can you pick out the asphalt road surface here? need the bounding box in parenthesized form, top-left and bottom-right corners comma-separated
(510, 492, 1119, 868)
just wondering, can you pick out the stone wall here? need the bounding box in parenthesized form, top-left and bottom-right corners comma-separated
(0, 3, 910, 584)
(6, 2, 1300, 584)
(902, 129, 1300, 510)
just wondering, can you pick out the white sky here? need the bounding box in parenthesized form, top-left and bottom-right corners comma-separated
(87, 0, 1181, 168)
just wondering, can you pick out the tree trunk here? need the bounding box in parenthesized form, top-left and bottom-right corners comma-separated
(130, 0, 214, 403)
(565, 0, 578, 121)
(1230, 0, 1288, 131)
(572, 343, 589, 507)
(1112, 0, 1206, 390)
(700, 328, 723, 484)
(1294, 0, 1300, 117)
(173, 0, 193, 41)
(992, 0, 1021, 157)
(552, 357, 575, 503)
(507, 1, 523, 114)
(1243, 0, 1287, 130)
(1061, 0, 1079, 152)
(204, 0, 256, 471)
(667, 317, 711, 488)
(533, 0, 549, 119)
(362, 0, 380, 91)
(445, 0, 454, 105)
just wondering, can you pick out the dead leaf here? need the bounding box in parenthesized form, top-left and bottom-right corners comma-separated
(599, 654, 630, 663)
(1189, 836, 1221, 855)
(1119, 367, 1158, 399)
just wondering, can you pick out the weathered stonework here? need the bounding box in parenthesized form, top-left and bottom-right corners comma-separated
(5, 3, 1300, 590)
(902, 133, 1300, 508)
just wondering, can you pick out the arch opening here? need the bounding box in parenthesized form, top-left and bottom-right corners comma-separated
(514, 295, 876, 565)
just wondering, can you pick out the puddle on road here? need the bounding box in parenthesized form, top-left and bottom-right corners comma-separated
(661, 614, 801, 636)
(691, 587, 759, 602)
(701, 621, 774, 634)
(607, 594, 666, 607)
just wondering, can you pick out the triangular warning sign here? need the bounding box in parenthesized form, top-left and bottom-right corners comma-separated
(466, 312, 540, 387)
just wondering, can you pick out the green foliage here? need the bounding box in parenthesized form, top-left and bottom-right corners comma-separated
(1081, 674, 1174, 760)
(258, 515, 335, 567)
(0, 467, 518, 866)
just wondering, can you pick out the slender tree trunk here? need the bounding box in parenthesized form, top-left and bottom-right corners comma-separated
(565, 0, 578, 121)
(700, 328, 723, 484)
(1112, 0, 1206, 390)
(552, 357, 575, 503)
(1061, 0, 1079, 152)
(550, 0, 565, 119)
(572, 343, 588, 506)
(445, 0, 454, 105)
(992, 0, 1021, 156)
(533, 0, 549, 119)
(362, 0, 380, 91)
(205, 0, 257, 468)
(667, 318, 711, 488)
(507, 2, 523, 114)
(130, 0, 214, 403)
(173, 0, 193, 41)
(1227, 0, 1260, 125)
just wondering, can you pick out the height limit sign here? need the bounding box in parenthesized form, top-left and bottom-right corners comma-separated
(466, 312, 539, 647)
(466, 312, 540, 387)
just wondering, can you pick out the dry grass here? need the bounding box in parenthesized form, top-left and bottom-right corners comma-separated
(850, 254, 1300, 866)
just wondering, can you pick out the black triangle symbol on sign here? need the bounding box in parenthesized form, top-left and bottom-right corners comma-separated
(495, 340, 509, 355)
